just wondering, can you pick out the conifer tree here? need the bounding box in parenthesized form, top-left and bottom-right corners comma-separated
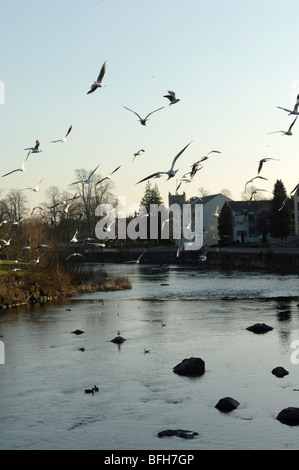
(218, 200, 235, 244)
(270, 179, 292, 240)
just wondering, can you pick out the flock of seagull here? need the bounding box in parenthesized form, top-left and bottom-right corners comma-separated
(1, 60, 298, 270)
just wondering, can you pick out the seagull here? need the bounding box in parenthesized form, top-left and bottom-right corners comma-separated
(86, 242, 106, 247)
(27, 254, 45, 265)
(248, 189, 269, 203)
(132, 149, 145, 162)
(268, 116, 298, 135)
(30, 206, 45, 216)
(144, 348, 150, 354)
(96, 166, 121, 185)
(77, 211, 85, 219)
(176, 237, 199, 258)
(198, 150, 222, 163)
(87, 61, 107, 94)
(103, 220, 115, 233)
(278, 183, 299, 211)
(176, 172, 196, 191)
(189, 162, 203, 179)
(36, 244, 51, 250)
(123, 105, 164, 126)
(0, 238, 12, 248)
(277, 94, 299, 115)
(48, 216, 56, 227)
(124, 249, 147, 264)
(136, 141, 192, 184)
(22, 238, 31, 250)
(69, 228, 79, 243)
(257, 158, 279, 174)
(24, 140, 43, 153)
(65, 253, 85, 261)
(198, 245, 208, 262)
(69, 165, 100, 185)
(51, 125, 72, 143)
(21, 179, 43, 192)
(56, 193, 78, 214)
(5, 268, 23, 277)
(212, 206, 220, 217)
(163, 90, 180, 105)
(244, 176, 268, 191)
(2, 150, 31, 177)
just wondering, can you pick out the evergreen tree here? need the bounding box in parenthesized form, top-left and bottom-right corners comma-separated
(270, 179, 292, 240)
(218, 201, 234, 244)
(140, 182, 163, 212)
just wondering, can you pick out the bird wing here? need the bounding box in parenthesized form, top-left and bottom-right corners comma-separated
(170, 141, 193, 171)
(34, 140, 40, 150)
(289, 116, 298, 131)
(2, 168, 19, 177)
(96, 177, 107, 185)
(97, 61, 106, 82)
(87, 86, 97, 95)
(167, 90, 176, 98)
(110, 165, 121, 176)
(136, 172, 166, 184)
(65, 125, 72, 137)
(144, 107, 165, 119)
(257, 161, 264, 174)
(123, 106, 142, 120)
(87, 164, 100, 179)
(277, 106, 293, 113)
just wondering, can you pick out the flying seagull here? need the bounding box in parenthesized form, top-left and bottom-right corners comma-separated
(51, 125, 72, 143)
(21, 179, 43, 192)
(176, 173, 195, 192)
(257, 158, 279, 174)
(5, 268, 23, 277)
(198, 245, 208, 262)
(24, 140, 42, 153)
(268, 116, 298, 136)
(123, 105, 164, 126)
(27, 254, 45, 265)
(244, 176, 268, 191)
(123, 249, 147, 264)
(56, 193, 78, 214)
(96, 166, 121, 185)
(65, 253, 85, 261)
(277, 94, 299, 115)
(132, 149, 145, 162)
(278, 183, 299, 211)
(87, 61, 106, 94)
(197, 150, 222, 163)
(163, 90, 180, 105)
(2, 150, 31, 177)
(69, 165, 100, 185)
(136, 141, 193, 184)
(30, 206, 45, 216)
(248, 189, 269, 204)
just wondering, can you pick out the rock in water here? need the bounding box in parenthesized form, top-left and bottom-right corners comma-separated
(71, 329, 84, 335)
(215, 397, 240, 412)
(277, 407, 299, 425)
(111, 336, 126, 344)
(246, 323, 273, 334)
(173, 357, 205, 376)
(158, 429, 198, 439)
(272, 366, 289, 378)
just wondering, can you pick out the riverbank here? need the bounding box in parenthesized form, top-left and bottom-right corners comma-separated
(0, 264, 131, 311)
(83, 245, 299, 273)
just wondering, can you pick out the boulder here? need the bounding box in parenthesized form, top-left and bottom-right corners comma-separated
(272, 366, 289, 378)
(276, 407, 299, 425)
(173, 357, 205, 376)
(158, 429, 198, 439)
(246, 323, 273, 334)
(215, 397, 240, 412)
(111, 336, 126, 344)
(71, 329, 84, 335)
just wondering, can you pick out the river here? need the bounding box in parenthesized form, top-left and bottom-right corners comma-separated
(1, 264, 299, 450)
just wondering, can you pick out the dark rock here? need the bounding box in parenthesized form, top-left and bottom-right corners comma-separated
(158, 429, 198, 439)
(272, 366, 289, 378)
(276, 407, 299, 425)
(111, 336, 126, 344)
(71, 329, 84, 335)
(215, 396, 240, 412)
(78, 347, 85, 352)
(246, 323, 273, 334)
(173, 357, 205, 376)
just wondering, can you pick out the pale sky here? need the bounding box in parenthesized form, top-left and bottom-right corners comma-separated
(1, 0, 299, 214)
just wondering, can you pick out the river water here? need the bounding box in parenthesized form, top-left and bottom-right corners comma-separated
(1, 264, 299, 450)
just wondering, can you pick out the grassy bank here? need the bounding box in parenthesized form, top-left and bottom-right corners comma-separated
(0, 260, 131, 310)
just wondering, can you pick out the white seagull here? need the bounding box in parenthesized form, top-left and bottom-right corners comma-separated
(22, 238, 31, 250)
(198, 245, 208, 262)
(87, 61, 106, 94)
(136, 141, 193, 184)
(124, 249, 147, 264)
(278, 183, 299, 211)
(277, 94, 299, 115)
(51, 125, 72, 143)
(96, 166, 121, 185)
(212, 206, 220, 217)
(21, 179, 43, 192)
(244, 176, 268, 191)
(248, 189, 269, 204)
(2, 150, 31, 177)
(30, 206, 45, 216)
(69, 228, 79, 243)
(69, 165, 100, 185)
(268, 116, 298, 136)
(56, 193, 78, 214)
(132, 149, 145, 162)
(257, 158, 279, 174)
(198, 150, 222, 163)
(163, 90, 180, 105)
(0, 238, 12, 248)
(5, 268, 23, 276)
(24, 140, 43, 153)
(123, 105, 164, 126)
(176, 173, 195, 191)
(65, 253, 85, 261)
(27, 254, 45, 265)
